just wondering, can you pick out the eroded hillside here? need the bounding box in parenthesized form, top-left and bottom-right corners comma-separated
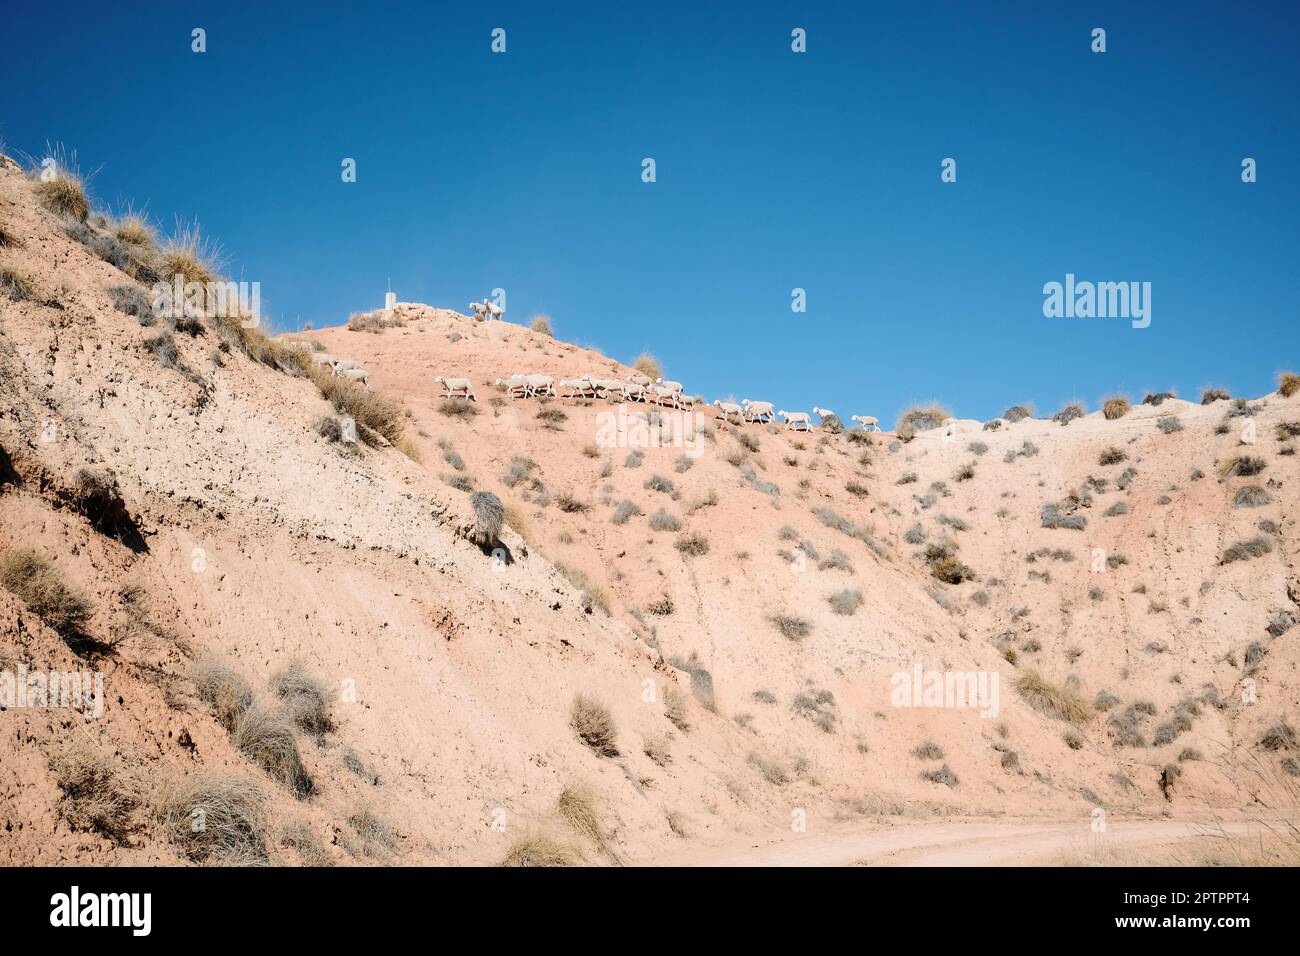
(1, 156, 1297, 865)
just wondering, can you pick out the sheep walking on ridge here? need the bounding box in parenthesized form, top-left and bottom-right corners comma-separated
(311, 352, 338, 368)
(621, 381, 649, 403)
(649, 384, 680, 409)
(583, 376, 625, 400)
(778, 410, 812, 430)
(850, 415, 880, 432)
(713, 400, 744, 423)
(524, 374, 555, 397)
(469, 299, 503, 321)
(558, 377, 596, 398)
(332, 359, 359, 373)
(436, 376, 477, 400)
(496, 375, 531, 399)
(627, 373, 653, 389)
(655, 377, 684, 395)
(812, 406, 844, 432)
(741, 399, 775, 424)
(337, 367, 369, 388)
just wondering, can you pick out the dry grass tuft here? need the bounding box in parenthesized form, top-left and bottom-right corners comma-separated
(770, 612, 812, 642)
(1016, 671, 1092, 724)
(632, 352, 663, 380)
(0, 549, 93, 642)
(555, 783, 608, 852)
(530, 314, 554, 336)
(192, 657, 253, 730)
(570, 693, 619, 757)
(230, 705, 315, 798)
(157, 774, 268, 865)
(500, 828, 579, 867)
(49, 740, 137, 842)
(1278, 371, 1300, 398)
(1102, 396, 1131, 420)
(270, 662, 332, 739)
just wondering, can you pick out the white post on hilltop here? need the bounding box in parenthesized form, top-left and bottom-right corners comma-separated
(385, 291, 396, 311)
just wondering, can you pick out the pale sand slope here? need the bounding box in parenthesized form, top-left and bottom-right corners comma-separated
(0, 159, 1296, 865)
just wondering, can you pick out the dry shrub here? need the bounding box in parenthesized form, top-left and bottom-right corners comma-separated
(33, 173, 89, 222)
(192, 657, 253, 730)
(1221, 536, 1272, 564)
(555, 783, 608, 852)
(1, 264, 38, 302)
(1201, 387, 1230, 404)
(770, 613, 812, 642)
(500, 828, 578, 867)
(664, 684, 690, 732)
(1103, 396, 1131, 420)
(530, 314, 554, 336)
(674, 532, 709, 557)
(305, 362, 404, 444)
(270, 662, 332, 739)
(49, 740, 137, 842)
(1098, 446, 1127, 466)
(1278, 371, 1300, 398)
(158, 221, 220, 286)
(0, 549, 93, 641)
(633, 352, 662, 380)
(231, 705, 314, 798)
(158, 774, 268, 865)
(344, 807, 399, 858)
(1016, 671, 1092, 724)
(570, 693, 619, 757)
(897, 403, 951, 435)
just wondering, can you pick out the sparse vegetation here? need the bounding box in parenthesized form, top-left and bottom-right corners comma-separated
(1103, 396, 1131, 420)
(0, 549, 93, 643)
(1220, 536, 1272, 564)
(1233, 485, 1271, 508)
(231, 705, 314, 798)
(1016, 671, 1092, 724)
(1201, 388, 1230, 404)
(649, 508, 682, 532)
(49, 741, 137, 842)
(632, 352, 662, 381)
(674, 532, 709, 557)
(826, 589, 863, 615)
(770, 613, 812, 642)
(1099, 446, 1127, 466)
(530, 314, 554, 336)
(158, 775, 268, 865)
(1157, 415, 1183, 434)
(1278, 371, 1300, 398)
(570, 694, 619, 757)
(1053, 401, 1085, 426)
(1219, 455, 1266, 478)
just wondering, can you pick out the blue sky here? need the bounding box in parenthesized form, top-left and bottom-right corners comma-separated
(3, 0, 1296, 422)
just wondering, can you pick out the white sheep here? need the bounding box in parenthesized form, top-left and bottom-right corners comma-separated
(332, 359, 359, 373)
(850, 415, 880, 432)
(627, 373, 652, 388)
(741, 399, 775, 423)
(713, 400, 744, 422)
(621, 381, 648, 402)
(649, 384, 680, 408)
(778, 410, 812, 430)
(655, 377, 684, 394)
(311, 352, 337, 368)
(586, 377, 625, 399)
(676, 393, 698, 411)
(436, 376, 477, 400)
(495, 375, 530, 399)
(524, 374, 555, 397)
(469, 299, 503, 320)
(812, 406, 838, 421)
(558, 377, 595, 398)
(338, 368, 369, 388)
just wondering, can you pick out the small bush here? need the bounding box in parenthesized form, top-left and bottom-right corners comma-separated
(1219, 455, 1266, 478)
(1220, 536, 1272, 564)
(1156, 415, 1183, 434)
(1277, 371, 1300, 398)
(1142, 391, 1176, 406)
(105, 283, 154, 323)
(1233, 485, 1271, 508)
(897, 403, 951, 435)
(770, 613, 812, 642)
(649, 508, 681, 532)
(826, 589, 863, 615)
(158, 775, 267, 865)
(735, 431, 760, 454)
(624, 449, 644, 468)
(674, 532, 709, 557)
(0, 549, 93, 642)
(611, 499, 640, 525)
(554, 491, 590, 514)
(231, 705, 314, 798)
(1002, 405, 1032, 423)
(1053, 402, 1085, 426)
(436, 397, 480, 421)
(747, 752, 789, 786)
(1016, 671, 1092, 724)
(192, 658, 253, 729)
(270, 662, 332, 739)
(1098, 446, 1127, 466)
(570, 694, 619, 757)
(1041, 503, 1087, 531)
(1201, 388, 1230, 404)
(644, 474, 675, 495)
(1103, 396, 1131, 420)
(1260, 722, 1296, 752)
(500, 829, 578, 867)
(967, 441, 989, 456)
(0, 264, 37, 302)
(663, 684, 690, 732)
(912, 740, 944, 760)
(536, 407, 567, 429)
(502, 457, 536, 488)
(33, 173, 89, 221)
(632, 352, 662, 380)
(530, 314, 554, 336)
(920, 764, 959, 788)
(555, 783, 608, 851)
(49, 741, 137, 842)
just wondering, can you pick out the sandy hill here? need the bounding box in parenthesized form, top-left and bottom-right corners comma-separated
(1, 156, 1297, 866)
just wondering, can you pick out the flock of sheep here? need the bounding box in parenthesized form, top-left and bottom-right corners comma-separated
(430, 371, 879, 432)
(310, 350, 369, 387)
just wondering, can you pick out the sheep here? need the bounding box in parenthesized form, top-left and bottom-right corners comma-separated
(332, 359, 359, 373)
(850, 415, 880, 431)
(812, 406, 843, 432)
(495, 375, 530, 399)
(741, 399, 775, 424)
(558, 377, 596, 398)
(649, 384, 680, 408)
(778, 410, 812, 431)
(655, 377, 684, 394)
(338, 368, 369, 388)
(585, 377, 625, 399)
(676, 393, 698, 411)
(627, 374, 652, 388)
(713, 400, 744, 423)
(435, 376, 477, 400)
(621, 381, 648, 402)
(524, 374, 555, 398)
(469, 299, 503, 321)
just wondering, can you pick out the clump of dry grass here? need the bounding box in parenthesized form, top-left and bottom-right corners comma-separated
(827, 589, 864, 615)
(1098, 446, 1127, 466)
(49, 740, 137, 842)
(344, 807, 399, 858)
(192, 657, 254, 730)
(1201, 387, 1230, 404)
(642, 734, 672, 766)
(157, 774, 268, 865)
(555, 783, 608, 852)
(1219, 455, 1266, 478)
(32, 161, 90, 222)
(633, 352, 662, 380)
(305, 362, 405, 444)
(230, 705, 315, 798)
(1, 264, 38, 302)
(1103, 396, 1131, 420)
(347, 310, 405, 332)
(1002, 404, 1032, 422)
(0, 549, 93, 642)
(570, 693, 619, 757)
(500, 828, 579, 867)
(664, 684, 690, 732)
(1221, 536, 1272, 564)
(896, 403, 951, 438)
(1278, 371, 1300, 398)
(270, 661, 332, 739)
(770, 612, 812, 642)
(157, 220, 221, 286)
(674, 532, 709, 557)
(530, 314, 554, 336)
(747, 752, 789, 785)
(1052, 401, 1085, 426)
(1016, 671, 1092, 724)
(1234, 485, 1271, 508)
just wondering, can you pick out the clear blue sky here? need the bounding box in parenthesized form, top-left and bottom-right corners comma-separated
(3, 0, 1296, 422)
